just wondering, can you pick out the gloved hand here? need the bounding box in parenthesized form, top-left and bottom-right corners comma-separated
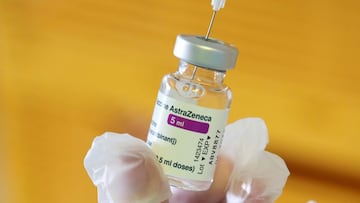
(84, 118, 290, 203)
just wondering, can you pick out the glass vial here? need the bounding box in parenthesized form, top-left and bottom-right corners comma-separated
(146, 34, 238, 191)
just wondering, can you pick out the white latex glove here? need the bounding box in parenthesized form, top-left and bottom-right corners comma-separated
(84, 118, 290, 203)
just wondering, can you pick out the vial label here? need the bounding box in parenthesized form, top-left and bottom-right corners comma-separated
(147, 92, 228, 181)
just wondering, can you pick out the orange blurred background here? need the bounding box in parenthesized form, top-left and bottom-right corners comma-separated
(1, 0, 359, 202)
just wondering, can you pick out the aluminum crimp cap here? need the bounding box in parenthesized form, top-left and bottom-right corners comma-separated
(173, 34, 238, 71)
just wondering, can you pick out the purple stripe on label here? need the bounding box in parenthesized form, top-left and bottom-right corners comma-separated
(167, 114, 209, 134)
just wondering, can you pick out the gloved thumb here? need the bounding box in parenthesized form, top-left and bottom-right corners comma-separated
(221, 118, 290, 203)
(84, 132, 171, 203)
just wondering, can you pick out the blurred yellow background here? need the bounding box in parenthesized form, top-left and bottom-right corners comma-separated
(1, 0, 359, 202)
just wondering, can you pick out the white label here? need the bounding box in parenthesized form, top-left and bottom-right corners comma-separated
(146, 92, 229, 181)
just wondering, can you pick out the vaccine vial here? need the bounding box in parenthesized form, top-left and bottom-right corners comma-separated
(146, 34, 238, 191)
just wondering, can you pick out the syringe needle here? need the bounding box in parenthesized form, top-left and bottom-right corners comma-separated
(206, 0, 226, 39)
(205, 11, 217, 40)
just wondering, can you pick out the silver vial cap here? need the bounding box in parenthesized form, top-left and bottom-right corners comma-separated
(173, 34, 238, 71)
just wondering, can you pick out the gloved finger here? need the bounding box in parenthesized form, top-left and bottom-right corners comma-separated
(84, 132, 171, 203)
(220, 118, 290, 203)
(220, 118, 269, 163)
(225, 151, 289, 203)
